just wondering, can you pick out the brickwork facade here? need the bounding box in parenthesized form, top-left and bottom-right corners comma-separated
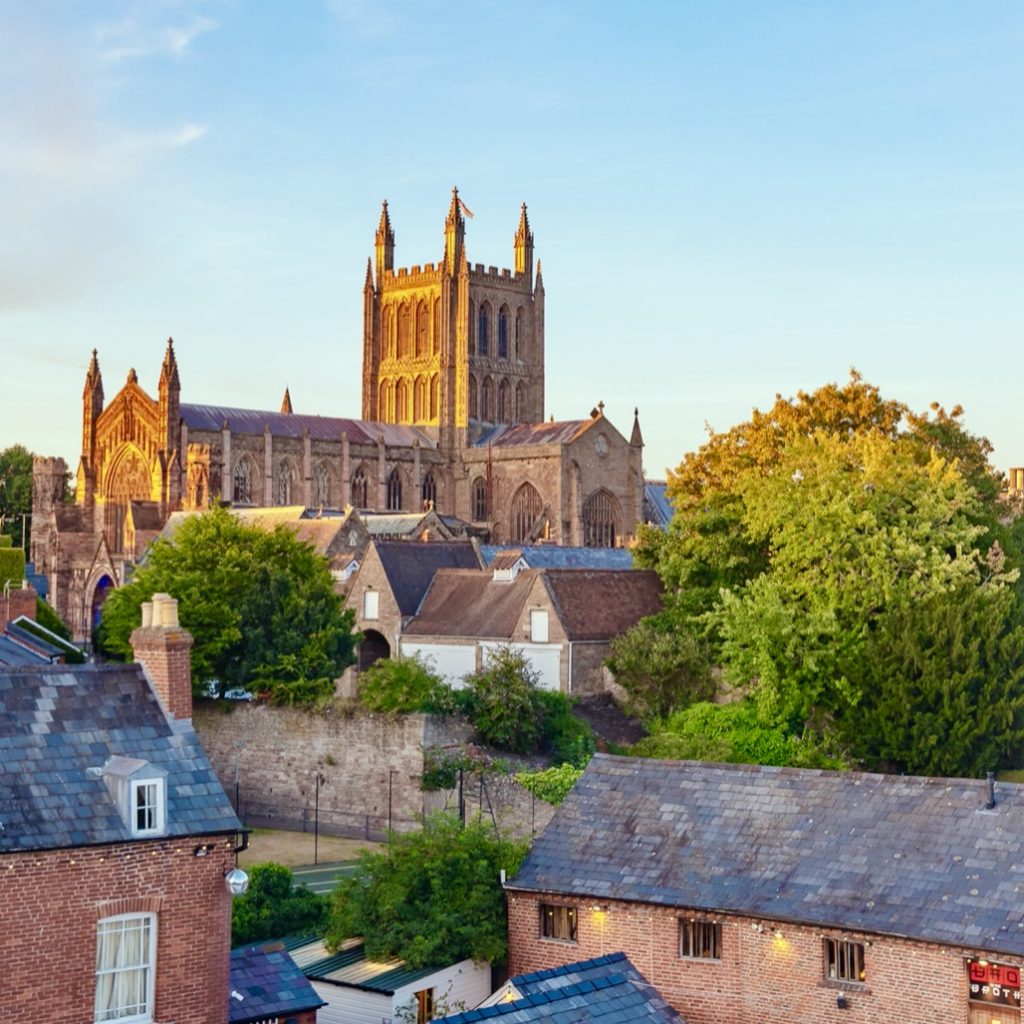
(1, 833, 237, 1024)
(507, 892, 1015, 1024)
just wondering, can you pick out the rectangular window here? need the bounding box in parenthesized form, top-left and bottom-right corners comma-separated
(95, 913, 156, 1023)
(825, 938, 865, 983)
(131, 780, 163, 837)
(679, 919, 721, 960)
(363, 590, 379, 620)
(530, 609, 549, 643)
(540, 902, 577, 943)
(415, 988, 434, 1024)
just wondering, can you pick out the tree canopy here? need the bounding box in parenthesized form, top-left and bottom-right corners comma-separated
(231, 862, 329, 947)
(630, 372, 1024, 777)
(96, 505, 357, 703)
(0, 445, 33, 549)
(326, 815, 527, 968)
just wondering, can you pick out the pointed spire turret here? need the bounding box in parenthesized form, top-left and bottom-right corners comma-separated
(444, 186, 466, 274)
(630, 407, 644, 448)
(514, 202, 534, 284)
(82, 348, 105, 466)
(83, 348, 103, 402)
(159, 336, 179, 389)
(364, 256, 374, 293)
(374, 200, 394, 281)
(281, 387, 293, 415)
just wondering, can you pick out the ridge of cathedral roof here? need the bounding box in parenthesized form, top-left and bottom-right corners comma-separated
(474, 419, 595, 449)
(179, 403, 436, 448)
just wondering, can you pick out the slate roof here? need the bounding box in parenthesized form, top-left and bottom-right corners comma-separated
(404, 568, 661, 641)
(403, 568, 537, 638)
(1, 623, 64, 662)
(543, 570, 662, 640)
(0, 634, 52, 666)
(229, 942, 326, 1023)
(436, 952, 683, 1024)
(474, 419, 593, 448)
(181, 403, 435, 447)
(0, 663, 242, 852)
(510, 755, 1024, 957)
(642, 482, 673, 528)
(373, 541, 483, 617)
(283, 936, 441, 994)
(480, 545, 636, 571)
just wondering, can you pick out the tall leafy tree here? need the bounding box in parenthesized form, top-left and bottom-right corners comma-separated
(0, 445, 34, 549)
(96, 505, 357, 703)
(232, 863, 329, 947)
(326, 815, 527, 968)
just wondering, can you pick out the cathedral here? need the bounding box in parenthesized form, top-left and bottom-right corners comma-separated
(32, 190, 646, 642)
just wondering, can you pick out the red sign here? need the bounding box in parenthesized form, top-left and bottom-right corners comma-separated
(967, 959, 1022, 1009)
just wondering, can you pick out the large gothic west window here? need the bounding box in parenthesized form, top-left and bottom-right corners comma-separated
(313, 463, 331, 508)
(386, 467, 403, 511)
(233, 459, 254, 504)
(510, 482, 544, 543)
(582, 489, 620, 547)
(421, 471, 437, 509)
(351, 467, 368, 507)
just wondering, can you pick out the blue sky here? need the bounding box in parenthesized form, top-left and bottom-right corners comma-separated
(2, 1, 1021, 478)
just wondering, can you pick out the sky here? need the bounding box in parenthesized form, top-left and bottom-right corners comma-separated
(1, 1, 1022, 479)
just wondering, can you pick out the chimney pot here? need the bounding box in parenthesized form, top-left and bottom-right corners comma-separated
(141, 601, 154, 628)
(131, 594, 192, 722)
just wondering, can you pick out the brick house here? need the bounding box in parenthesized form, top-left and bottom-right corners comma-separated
(506, 754, 1024, 1024)
(0, 593, 244, 1024)
(402, 566, 662, 694)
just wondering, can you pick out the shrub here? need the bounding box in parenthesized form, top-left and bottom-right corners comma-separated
(231, 862, 329, 947)
(358, 656, 450, 714)
(514, 763, 583, 805)
(534, 690, 595, 767)
(464, 647, 542, 754)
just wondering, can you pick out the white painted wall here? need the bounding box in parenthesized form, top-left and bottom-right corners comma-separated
(480, 641, 561, 691)
(392, 960, 492, 1019)
(401, 642, 477, 688)
(311, 980, 390, 1024)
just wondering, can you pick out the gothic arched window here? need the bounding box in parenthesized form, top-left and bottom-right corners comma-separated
(416, 300, 429, 357)
(386, 467, 403, 511)
(478, 303, 490, 356)
(482, 376, 494, 422)
(472, 476, 488, 522)
(313, 463, 331, 508)
(468, 299, 475, 355)
(383, 306, 395, 360)
(432, 299, 441, 353)
(498, 307, 509, 359)
(276, 460, 298, 505)
(398, 303, 412, 358)
(379, 380, 393, 420)
(414, 376, 427, 421)
(498, 378, 511, 423)
(421, 470, 437, 509)
(396, 378, 409, 421)
(515, 307, 524, 359)
(582, 489, 620, 547)
(515, 381, 526, 423)
(468, 374, 478, 419)
(351, 466, 368, 508)
(430, 374, 439, 420)
(510, 482, 544, 543)
(233, 458, 254, 505)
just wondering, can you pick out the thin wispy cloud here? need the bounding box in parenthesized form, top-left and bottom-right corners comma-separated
(95, 13, 217, 63)
(325, 0, 398, 38)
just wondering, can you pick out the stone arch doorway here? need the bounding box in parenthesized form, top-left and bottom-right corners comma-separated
(358, 629, 390, 672)
(90, 574, 115, 639)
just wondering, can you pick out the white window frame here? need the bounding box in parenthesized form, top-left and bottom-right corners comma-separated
(363, 589, 380, 621)
(130, 779, 165, 837)
(94, 912, 157, 1023)
(530, 609, 549, 643)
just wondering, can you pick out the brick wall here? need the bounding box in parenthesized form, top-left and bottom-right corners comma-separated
(507, 892, 1003, 1024)
(1, 833, 236, 1024)
(1, 584, 37, 630)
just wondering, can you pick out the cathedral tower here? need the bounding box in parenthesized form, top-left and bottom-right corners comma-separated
(362, 190, 546, 439)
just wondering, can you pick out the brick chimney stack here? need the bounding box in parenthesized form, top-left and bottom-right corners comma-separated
(1, 582, 37, 631)
(130, 593, 193, 722)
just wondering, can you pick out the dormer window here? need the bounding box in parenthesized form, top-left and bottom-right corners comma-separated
(132, 779, 165, 837)
(100, 756, 168, 838)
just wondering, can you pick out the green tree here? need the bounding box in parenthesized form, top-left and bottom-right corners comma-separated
(95, 505, 357, 703)
(0, 445, 33, 549)
(514, 763, 583, 805)
(358, 655, 450, 714)
(326, 815, 527, 967)
(231, 862, 329, 947)
(464, 646, 543, 754)
(605, 612, 713, 722)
